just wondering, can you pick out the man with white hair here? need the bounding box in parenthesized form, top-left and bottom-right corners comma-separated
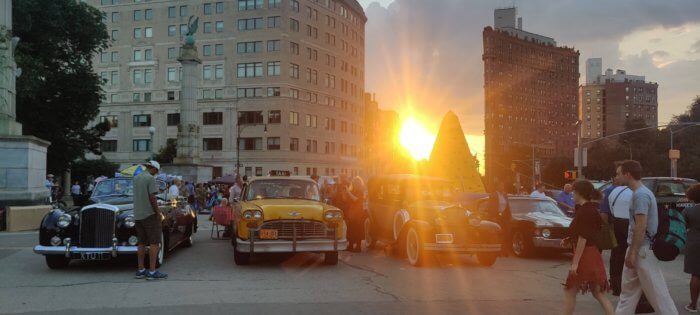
(168, 178, 180, 201)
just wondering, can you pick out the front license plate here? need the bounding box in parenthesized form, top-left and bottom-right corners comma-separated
(435, 234, 454, 244)
(80, 252, 110, 260)
(260, 229, 278, 240)
(677, 203, 694, 209)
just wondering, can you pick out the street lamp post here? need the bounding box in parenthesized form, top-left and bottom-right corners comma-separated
(576, 120, 584, 179)
(148, 126, 156, 155)
(235, 111, 267, 175)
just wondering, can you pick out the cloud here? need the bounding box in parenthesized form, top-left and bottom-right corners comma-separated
(649, 38, 662, 44)
(692, 39, 700, 53)
(363, 0, 700, 137)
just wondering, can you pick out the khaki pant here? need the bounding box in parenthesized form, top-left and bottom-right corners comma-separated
(615, 247, 678, 315)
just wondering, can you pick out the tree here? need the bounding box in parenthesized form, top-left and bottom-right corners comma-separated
(13, 0, 111, 175)
(150, 139, 177, 164)
(671, 96, 700, 180)
(70, 157, 119, 184)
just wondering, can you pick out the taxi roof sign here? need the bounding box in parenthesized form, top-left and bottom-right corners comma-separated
(268, 170, 291, 176)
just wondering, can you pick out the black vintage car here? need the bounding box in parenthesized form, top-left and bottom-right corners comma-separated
(598, 177, 698, 212)
(474, 196, 572, 257)
(365, 175, 501, 267)
(33, 177, 197, 269)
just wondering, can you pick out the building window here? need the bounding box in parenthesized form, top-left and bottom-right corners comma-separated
(215, 44, 224, 55)
(203, 22, 212, 33)
(111, 30, 119, 40)
(132, 114, 151, 127)
(167, 67, 178, 82)
(216, 2, 224, 13)
(215, 64, 223, 79)
(237, 88, 263, 98)
(237, 63, 263, 78)
(111, 51, 119, 62)
(168, 25, 176, 37)
(167, 91, 176, 100)
(289, 111, 299, 125)
(180, 24, 188, 35)
(133, 50, 143, 61)
(144, 69, 153, 83)
(268, 110, 281, 124)
(289, 89, 299, 99)
(111, 12, 120, 22)
(203, 112, 223, 125)
(168, 47, 177, 59)
(267, 87, 280, 97)
(290, 138, 299, 151)
(216, 21, 224, 32)
(238, 18, 264, 30)
(289, 63, 299, 79)
(269, 0, 281, 9)
(237, 41, 263, 53)
(255, 167, 263, 176)
(238, 0, 263, 11)
(203, 3, 213, 15)
(133, 139, 151, 152)
(214, 89, 223, 99)
(267, 137, 280, 150)
(167, 113, 180, 126)
(145, 9, 153, 20)
(203, 138, 223, 151)
(203, 45, 212, 56)
(290, 42, 299, 55)
(267, 40, 280, 52)
(144, 49, 152, 61)
(133, 10, 142, 21)
(238, 111, 264, 124)
(203, 65, 213, 80)
(132, 69, 143, 84)
(239, 138, 263, 150)
(101, 140, 117, 152)
(168, 6, 176, 18)
(268, 16, 281, 28)
(133, 28, 142, 39)
(305, 115, 317, 128)
(267, 61, 280, 76)
(100, 115, 119, 128)
(245, 167, 253, 177)
(203, 89, 212, 99)
(180, 5, 188, 17)
(290, 18, 299, 32)
(290, 0, 299, 12)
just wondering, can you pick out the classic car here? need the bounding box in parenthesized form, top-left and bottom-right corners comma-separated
(476, 195, 572, 257)
(231, 176, 346, 265)
(33, 177, 197, 269)
(598, 177, 698, 212)
(365, 175, 501, 267)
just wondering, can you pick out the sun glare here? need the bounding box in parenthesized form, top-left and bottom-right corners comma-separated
(398, 117, 435, 161)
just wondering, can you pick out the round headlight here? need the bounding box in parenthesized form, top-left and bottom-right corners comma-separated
(124, 215, 136, 228)
(253, 211, 263, 220)
(243, 211, 253, 220)
(50, 236, 62, 246)
(325, 212, 335, 220)
(128, 235, 139, 246)
(333, 212, 342, 219)
(57, 213, 72, 228)
(542, 229, 551, 238)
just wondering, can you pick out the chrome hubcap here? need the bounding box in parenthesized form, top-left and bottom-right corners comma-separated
(407, 229, 418, 263)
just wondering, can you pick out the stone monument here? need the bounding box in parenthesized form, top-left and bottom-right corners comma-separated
(0, 0, 51, 231)
(161, 16, 212, 183)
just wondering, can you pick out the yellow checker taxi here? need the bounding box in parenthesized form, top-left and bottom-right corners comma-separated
(231, 175, 347, 265)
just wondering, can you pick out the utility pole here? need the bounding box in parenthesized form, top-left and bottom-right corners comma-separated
(576, 120, 584, 179)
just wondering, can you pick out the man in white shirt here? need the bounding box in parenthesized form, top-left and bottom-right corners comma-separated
(229, 175, 243, 204)
(529, 183, 547, 198)
(168, 178, 180, 201)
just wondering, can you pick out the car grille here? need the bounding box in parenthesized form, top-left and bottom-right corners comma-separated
(257, 220, 333, 240)
(80, 207, 116, 247)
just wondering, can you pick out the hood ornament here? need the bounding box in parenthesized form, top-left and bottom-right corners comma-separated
(288, 211, 301, 217)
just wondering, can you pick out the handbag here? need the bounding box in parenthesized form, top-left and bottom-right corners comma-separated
(593, 221, 618, 250)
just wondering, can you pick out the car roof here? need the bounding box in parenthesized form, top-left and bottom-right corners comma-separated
(368, 174, 450, 183)
(642, 177, 697, 181)
(248, 176, 315, 183)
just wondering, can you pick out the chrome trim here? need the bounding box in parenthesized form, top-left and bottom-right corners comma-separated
(532, 237, 567, 249)
(423, 243, 501, 253)
(246, 219, 341, 254)
(64, 238, 71, 258)
(111, 238, 118, 257)
(235, 239, 347, 253)
(35, 245, 139, 255)
(79, 205, 117, 248)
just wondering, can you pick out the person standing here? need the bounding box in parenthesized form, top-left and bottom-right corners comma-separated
(488, 180, 512, 256)
(530, 183, 547, 198)
(615, 160, 678, 314)
(600, 170, 633, 297)
(683, 183, 700, 313)
(133, 160, 167, 280)
(229, 176, 243, 204)
(563, 180, 614, 315)
(71, 181, 81, 204)
(556, 184, 575, 216)
(344, 176, 366, 252)
(167, 179, 180, 201)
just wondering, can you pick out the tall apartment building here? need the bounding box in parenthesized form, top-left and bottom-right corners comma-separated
(483, 8, 580, 184)
(362, 93, 400, 177)
(579, 58, 658, 139)
(88, 0, 366, 179)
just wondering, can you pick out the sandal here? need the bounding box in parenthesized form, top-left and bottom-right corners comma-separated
(686, 305, 698, 313)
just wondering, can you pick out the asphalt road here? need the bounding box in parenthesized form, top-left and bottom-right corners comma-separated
(0, 217, 692, 315)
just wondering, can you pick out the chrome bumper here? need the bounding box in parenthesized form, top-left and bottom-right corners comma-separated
(236, 238, 348, 253)
(34, 244, 138, 257)
(424, 243, 501, 253)
(533, 237, 567, 249)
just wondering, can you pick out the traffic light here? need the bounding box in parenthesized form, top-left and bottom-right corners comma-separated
(564, 170, 577, 180)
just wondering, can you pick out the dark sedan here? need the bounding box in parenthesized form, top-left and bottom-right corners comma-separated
(33, 177, 197, 269)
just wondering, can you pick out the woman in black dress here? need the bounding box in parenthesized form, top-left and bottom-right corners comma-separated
(563, 180, 614, 315)
(683, 184, 700, 313)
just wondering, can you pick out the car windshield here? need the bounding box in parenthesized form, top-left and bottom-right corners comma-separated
(245, 179, 320, 201)
(92, 179, 134, 197)
(509, 199, 566, 217)
(404, 180, 455, 202)
(656, 179, 698, 197)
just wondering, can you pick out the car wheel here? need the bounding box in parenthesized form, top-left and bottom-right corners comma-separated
(476, 252, 498, 266)
(45, 256, 71, 269)
(183, 223, 194, 248)
(364, 218, 377, 249)
(511, 230, 533, 258)
(324, 251, 339, 265)
(233, 240, 251, 265)
(393, 211, 406, 241)
(405, 226, 427, 266)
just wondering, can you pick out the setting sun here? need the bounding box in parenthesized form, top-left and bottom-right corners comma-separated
(398, 117, 436, 161)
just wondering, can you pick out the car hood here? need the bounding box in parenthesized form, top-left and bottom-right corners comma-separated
(87, 196, 134, 212)
(513, 211, 572, 228)
(244, 199, 330, 221)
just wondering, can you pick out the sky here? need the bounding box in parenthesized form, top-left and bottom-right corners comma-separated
(356, 0, 700, 167)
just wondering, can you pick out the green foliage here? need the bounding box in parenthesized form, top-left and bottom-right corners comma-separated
(70, 157, 119, 184)
(671, 96, 700, 180)
(150, 139, 177, 164)
(13, 0, 111, 174)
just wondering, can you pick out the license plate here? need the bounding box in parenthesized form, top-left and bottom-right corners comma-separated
(435, 234, 454, 244)
(259, 229, 278, 240)
(79, 252, 110, 260)
(677, 203, 694, 209)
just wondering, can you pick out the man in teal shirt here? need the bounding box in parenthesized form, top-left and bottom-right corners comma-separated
(133, 161, 167, 280)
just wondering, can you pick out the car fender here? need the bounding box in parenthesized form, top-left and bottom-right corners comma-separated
(476, 220, 502, 234)
(400, 220, 434, 244)
(39, 209, 67, 245)
(392, 209, 411, 241)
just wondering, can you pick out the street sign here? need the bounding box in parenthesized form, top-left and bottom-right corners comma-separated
(669, 149, 680, 160)
(534, 160, 541, 176)
(574, 148, 588, 167)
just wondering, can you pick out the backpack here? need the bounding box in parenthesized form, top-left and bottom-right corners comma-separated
(650, 206, 686, 261)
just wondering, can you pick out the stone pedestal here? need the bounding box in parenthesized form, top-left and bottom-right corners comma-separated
(0, 136, 51, 205)
(161, 164, 213, 184)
